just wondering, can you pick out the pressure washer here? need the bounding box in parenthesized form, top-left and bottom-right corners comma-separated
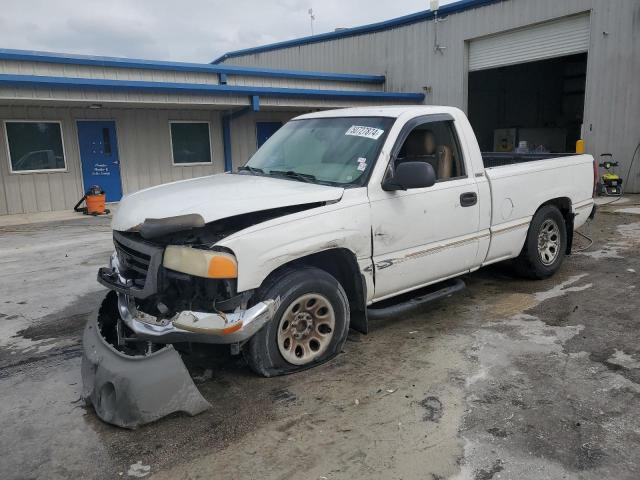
(597, 153, 623, 196)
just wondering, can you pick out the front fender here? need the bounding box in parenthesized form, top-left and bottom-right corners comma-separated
(218, 196, 371, 293)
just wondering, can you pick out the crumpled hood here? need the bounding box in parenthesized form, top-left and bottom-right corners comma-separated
(112, 173, 344, 231)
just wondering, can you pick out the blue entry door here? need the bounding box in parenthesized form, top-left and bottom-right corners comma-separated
(77, 121, 123, 201)
(256, 122, 282, 148)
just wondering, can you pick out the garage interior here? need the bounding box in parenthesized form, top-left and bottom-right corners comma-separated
(468, 52, 587, 154)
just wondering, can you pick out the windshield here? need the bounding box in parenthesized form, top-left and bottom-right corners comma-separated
(241, 116, 395, 186)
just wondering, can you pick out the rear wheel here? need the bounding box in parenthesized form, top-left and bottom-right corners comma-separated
(514, 205, 567, 279)
(245, 266, 350, 377)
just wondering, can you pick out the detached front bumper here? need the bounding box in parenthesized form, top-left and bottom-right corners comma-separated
(82, 292, 212, 429)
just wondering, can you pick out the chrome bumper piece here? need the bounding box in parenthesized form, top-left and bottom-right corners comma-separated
(117, 293, 277, 344)
(105, 249, 277, 344)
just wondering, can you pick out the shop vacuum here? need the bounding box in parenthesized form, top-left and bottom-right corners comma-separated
(74, 185, 110, 216)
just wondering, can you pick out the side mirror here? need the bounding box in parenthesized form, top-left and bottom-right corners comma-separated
(382, 161, 437, 191)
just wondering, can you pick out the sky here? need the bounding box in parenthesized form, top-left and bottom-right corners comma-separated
(0, 0, 454, 63)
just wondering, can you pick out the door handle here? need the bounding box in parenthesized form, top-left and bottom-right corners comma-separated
(460, 192, 477, 207)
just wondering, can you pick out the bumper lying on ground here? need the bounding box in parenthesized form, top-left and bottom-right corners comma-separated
(81, 293, 212, 429)
(82, 286, 278, 428)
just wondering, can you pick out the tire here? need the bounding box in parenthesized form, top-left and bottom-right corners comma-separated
(244, 266, 350, 377)
(514, 205, 567, 280)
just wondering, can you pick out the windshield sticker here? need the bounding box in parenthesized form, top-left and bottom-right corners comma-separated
(357, 162, 367, 172)
(345, 125, 384, 140)
(357, 157, 367, 163)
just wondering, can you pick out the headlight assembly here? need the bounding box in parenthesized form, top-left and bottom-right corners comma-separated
(163, 246, 237, 279)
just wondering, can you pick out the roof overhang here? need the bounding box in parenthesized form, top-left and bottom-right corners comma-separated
(0, 48, 385, 84)
(0, 73, 424, 103)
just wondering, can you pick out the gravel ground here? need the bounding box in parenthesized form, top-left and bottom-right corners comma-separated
(0, 199, 639, 480)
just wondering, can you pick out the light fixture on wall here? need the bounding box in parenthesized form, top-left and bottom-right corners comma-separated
(431, 0, 447, 54)
(88, 103, 103, 109)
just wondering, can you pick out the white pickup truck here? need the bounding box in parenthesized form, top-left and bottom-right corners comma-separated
(84, 106, 596, 426)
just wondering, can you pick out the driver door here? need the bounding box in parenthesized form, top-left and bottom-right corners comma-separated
(368, 115, 480, 301)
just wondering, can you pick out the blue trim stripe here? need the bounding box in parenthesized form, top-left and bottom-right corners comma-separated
(0, 73, 424, 101)
(0, 48, 385, 84)
(212, 0, 502, 63)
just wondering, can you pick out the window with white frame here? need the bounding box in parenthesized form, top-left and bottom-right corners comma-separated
(169, 122, 212, 165)
(5, 121, 66, 173)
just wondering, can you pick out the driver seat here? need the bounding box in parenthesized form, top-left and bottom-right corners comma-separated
(436, 145, 453, 179)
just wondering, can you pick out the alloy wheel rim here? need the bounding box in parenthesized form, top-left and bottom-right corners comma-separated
(537, 219, 561, 265)
(277, 293, 336, 366)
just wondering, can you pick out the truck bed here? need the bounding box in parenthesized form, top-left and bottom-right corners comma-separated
(482, 152, 575, 169)
(484, 154, 594, 225)
(479, 153, 595, 265)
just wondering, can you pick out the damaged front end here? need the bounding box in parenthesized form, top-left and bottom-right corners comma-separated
(82, 219, 279, 429)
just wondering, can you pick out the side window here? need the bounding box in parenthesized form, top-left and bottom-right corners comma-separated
(393, 120, 466, 182)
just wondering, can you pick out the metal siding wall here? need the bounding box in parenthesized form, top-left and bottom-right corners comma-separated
(0, 60, 382, 98)
(0, 60, 219, 84)
(0, 83, 249, 108)
(225, 75, 382, 92)
(0, 86, 397, 110)
(112, 108, 225, 195)
(223, 0, 640, 191)
(0, 106, 226, 214)
(224, 0, 597, 105)
(0, 105, 84, 214)
(258, 96, 403, 109)
(581, 0, 640, 192)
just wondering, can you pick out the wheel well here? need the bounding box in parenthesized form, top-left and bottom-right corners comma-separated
(265, 248, 369, 333)
(538, 197, 574, 254)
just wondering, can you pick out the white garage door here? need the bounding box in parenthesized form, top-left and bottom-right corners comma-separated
(469, 13, 590, 72)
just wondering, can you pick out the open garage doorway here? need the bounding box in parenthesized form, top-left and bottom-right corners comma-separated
(468, 53, 587, 155)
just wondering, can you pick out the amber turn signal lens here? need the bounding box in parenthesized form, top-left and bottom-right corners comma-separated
(221, 322, 243, 335)
(207, 254, 238, 279)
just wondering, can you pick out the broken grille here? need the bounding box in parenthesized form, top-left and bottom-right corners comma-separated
(114, 237, 152, 279)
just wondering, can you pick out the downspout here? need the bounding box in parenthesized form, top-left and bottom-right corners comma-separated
(222, 116, 233, 171)
(222, 95, 260, 172)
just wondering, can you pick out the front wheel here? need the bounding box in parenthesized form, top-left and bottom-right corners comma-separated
(244, 266, 350, 377)
(514, 205, 567, 279)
